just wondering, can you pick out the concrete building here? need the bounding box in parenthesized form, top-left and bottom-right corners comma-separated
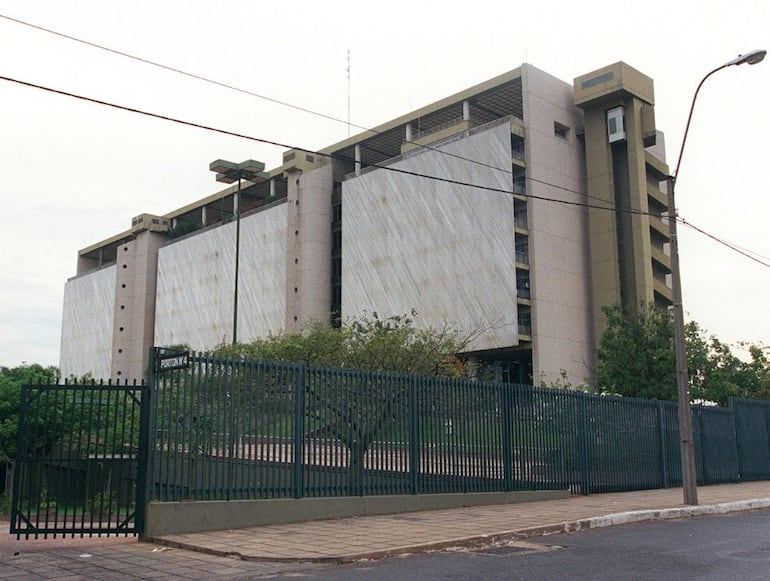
(60, 61, 673, 385)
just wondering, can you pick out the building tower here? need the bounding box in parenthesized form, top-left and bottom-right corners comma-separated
(574, 62, 673, 342)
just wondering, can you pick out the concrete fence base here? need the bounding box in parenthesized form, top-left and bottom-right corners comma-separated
(144, 489, 569, 538)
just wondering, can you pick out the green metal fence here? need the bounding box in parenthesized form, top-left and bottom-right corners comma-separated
(12, 350, 770, 539)
(10, 380, 148, 538)
(731, 397, 770, 480)
(147, 350, 770, 502)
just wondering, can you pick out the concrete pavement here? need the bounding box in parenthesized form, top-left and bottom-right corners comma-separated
(152, 481, 770, 562)
(1, 482, 769, 579)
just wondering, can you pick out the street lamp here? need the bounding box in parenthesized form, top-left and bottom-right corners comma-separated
(209, 159, 268, 344)
(669, 49, 765, 506)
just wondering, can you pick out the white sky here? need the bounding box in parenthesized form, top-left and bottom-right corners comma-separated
(1, 0, 768, 368)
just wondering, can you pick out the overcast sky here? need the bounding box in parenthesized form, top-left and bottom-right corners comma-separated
(1, 0, 768, 369)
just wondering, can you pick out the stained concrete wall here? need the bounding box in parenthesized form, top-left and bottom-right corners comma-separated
(144, 489, 569, 537)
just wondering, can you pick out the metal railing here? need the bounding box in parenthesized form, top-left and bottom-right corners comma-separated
(11, 380, 147, 538)
(13, 350, 770, 539)
(411, 117, 473, 141)
(146, 350, 770, 502)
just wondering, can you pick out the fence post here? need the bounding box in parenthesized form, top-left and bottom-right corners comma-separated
(292, 364, 305, 499)
(726, 399, 739, 483)
(409, 376, 419, 495)
(694, 408, 704, 485)
(656, 400, 669, 489)
(577, 392, 590, 495)
(136, 347, 158, 540)
(227, 361, 237, 501)
(10, 386, 30, 535)
(500, 383, 513, 491)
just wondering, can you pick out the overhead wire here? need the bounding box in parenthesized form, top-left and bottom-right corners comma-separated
(0, 73, 641, 217)
(0, 11, 615, 209)
(0, 13, 361, 132)
(0, 14, 767, 265)
(2, 72, 768, 266)
(678, 218, 770, 267)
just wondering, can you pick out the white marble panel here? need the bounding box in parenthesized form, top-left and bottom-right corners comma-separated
(342, 122, 518, 351)
(155, 204, 287, 350)
(60, 265, 115, 380)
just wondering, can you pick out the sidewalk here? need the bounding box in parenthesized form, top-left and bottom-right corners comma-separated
(153, 481, 770, 562)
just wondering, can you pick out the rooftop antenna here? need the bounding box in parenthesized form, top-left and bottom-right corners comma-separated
(347, 49, 351, 137)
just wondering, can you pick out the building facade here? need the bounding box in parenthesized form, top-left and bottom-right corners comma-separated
(60, 62, 673, 384)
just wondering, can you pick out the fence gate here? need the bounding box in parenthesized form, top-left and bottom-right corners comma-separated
(10, 381, 149, 538)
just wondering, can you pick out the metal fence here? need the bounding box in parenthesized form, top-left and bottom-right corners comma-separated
(148, 350, 770, 502)
(12, 350, 770, 539)
(10, 380, 148, 538)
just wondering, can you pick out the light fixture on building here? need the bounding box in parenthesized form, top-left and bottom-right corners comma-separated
(209, 159, 268, 344)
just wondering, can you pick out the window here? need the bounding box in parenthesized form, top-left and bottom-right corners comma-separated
(554, 122, 570, 140)
(607, 106, 626, 143)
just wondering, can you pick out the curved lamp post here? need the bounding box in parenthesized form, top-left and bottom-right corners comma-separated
(209, 159, 268, 344)
(669, 49, 765, 506)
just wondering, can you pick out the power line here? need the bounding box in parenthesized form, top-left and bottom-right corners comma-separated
(678, 218, 770, 267)
(8, 9, 767, 253)
(0, 12, 361, 131)
(1, 72, 767, 268)
(0, 73, 622, 214)
(0, 11, 615, 210)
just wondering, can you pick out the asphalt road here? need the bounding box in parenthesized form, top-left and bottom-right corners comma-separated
(2, 509, 770, 579)
(294, 508, 770, 581)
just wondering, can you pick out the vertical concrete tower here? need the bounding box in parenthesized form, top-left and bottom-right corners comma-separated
(574, 62, 673, 342)
(283, 151, 333, 332)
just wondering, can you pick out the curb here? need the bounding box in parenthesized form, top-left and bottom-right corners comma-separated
(496, 497, 770, 540)
(153, 498, 770, 563)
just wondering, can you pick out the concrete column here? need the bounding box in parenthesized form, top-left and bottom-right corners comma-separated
(110, 231, 166, 382)
(355, 144, 362, 174)
(284, 164, 334, 332)
(269, 178, 276, 198)
(463, 100, 471, 121)
(406, 123, 413, 142)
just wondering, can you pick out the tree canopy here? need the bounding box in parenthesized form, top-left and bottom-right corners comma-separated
(213, 310, 472, 377)
(0, 364, 58, 460)
(596, 304, 677, 400)
(596, 304, 770, 405)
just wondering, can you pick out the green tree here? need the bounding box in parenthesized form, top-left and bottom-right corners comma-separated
(596, 304, 677, 400)
(212, 311, 474, 493)
(596, 304, 770, 405)
(688, 327, 770, 405)
(214, 310, 471, 377)
(0, 364, 58, 461)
